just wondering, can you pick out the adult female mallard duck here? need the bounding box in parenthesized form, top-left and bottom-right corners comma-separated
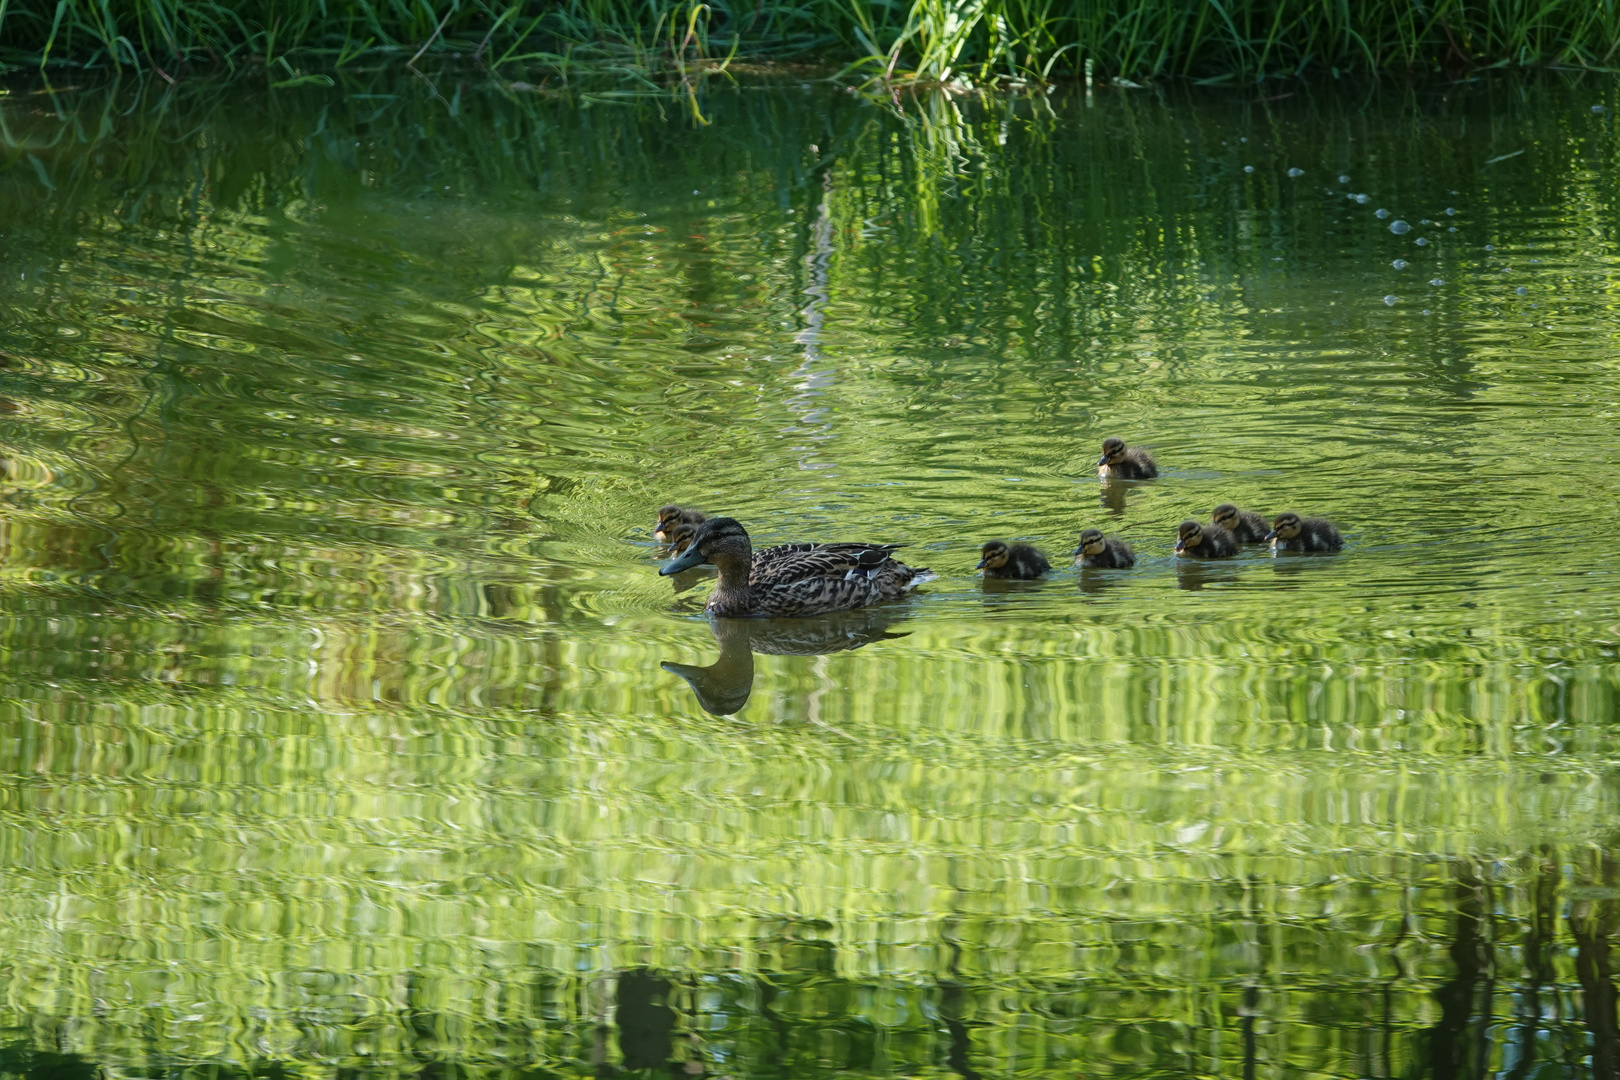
(1266, 511, 1344, 552)
(1212, 503, 1269, 543)
(1097, 437, 1158, 479)
(1175, 519, 1238, 557)
(660, 517, 933, 617)
(655, 504, 707, 542)
(977, 540, 1051, 579)
(1072, 528, 1136, 568)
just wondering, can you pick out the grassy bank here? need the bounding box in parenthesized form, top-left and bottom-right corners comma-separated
(0, 0, 1617, 85)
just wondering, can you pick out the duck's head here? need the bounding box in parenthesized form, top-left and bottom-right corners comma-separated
(1072, 528, 1106, 560)
(1174, 520, 1205, 554)
(1265, 512, 1302, 543)
(654, 504, 684, 539)
(976, 541, 1011, 573)
(661, 517, 751, 575)
(1098, 436, 1127, 467)
(1211, 503, 1242, 532)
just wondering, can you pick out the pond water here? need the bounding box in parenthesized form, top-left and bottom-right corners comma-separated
(1, 71, 1619, 1079)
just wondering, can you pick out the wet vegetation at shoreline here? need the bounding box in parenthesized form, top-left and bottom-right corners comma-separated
(0, 0, 1616, 85)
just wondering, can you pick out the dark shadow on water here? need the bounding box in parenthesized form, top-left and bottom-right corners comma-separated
(661, 610, 911, 715)
(1424, 860, 1491, 1080)
(1570, 845, 1620, 1080)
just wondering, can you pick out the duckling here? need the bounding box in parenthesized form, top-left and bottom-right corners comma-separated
(1265, 511, 1344, 552)
(1097, 436, 1158, 479)
(1072, 528, 1136, 568)
(666, 522, 698, 557)
(1211, 503, 1269, 543)
(977, 540, 1051, 579)
(654, 504, 707, 542)
(659, 517, 932, 617)
(1175, 519, 1238, 558)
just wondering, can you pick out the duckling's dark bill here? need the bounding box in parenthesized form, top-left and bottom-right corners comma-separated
(661, 547, 707, 575)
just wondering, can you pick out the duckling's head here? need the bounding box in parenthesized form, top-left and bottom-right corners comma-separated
(661, 517, 751, 576)
(1265, 512, 1302, 542)
(655, 504, 684, 537)
(667, 522, 698, 556)
(1072, 528, 1106, 560)
(1212, 503, 1241, 531)
(976, 541, 1011, 573)
(1098, 436, 1126, 467)
(1174, 519, 1205, 554)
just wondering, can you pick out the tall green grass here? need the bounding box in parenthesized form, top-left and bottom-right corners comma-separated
(0, 0, 1616, 81)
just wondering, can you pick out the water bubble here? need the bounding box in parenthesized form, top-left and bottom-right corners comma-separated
(1484, 244, 1495, 251)
(1352, 193, 1370, 204)
(1445, 207, 1457, 215)
(1420, 219, 1433, 225)
(1422, 309, 1432, 315)
(1287, 167, 1304, 177)
(1448, 226, 1458, 232)
(1529, 257, 1541, 263)
(1240, 136, 1248, 142)
(1516, 286, 1529, 294)
(1594, 105, 1607, 113)
(1243, 165, 1254, 173)
(1384, 295, 1398, 305)
(1389, 220, 1411, 234)
(1414, 237, 1430, 246)
(1392, 259, 1409, 269)
(1375, 208, 1391, 219)
(1429, 278, 1445, 286)
(1338, 174, 1350, 183)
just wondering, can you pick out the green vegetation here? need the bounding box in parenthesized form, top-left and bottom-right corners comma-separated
(0, 0, 1616, 83)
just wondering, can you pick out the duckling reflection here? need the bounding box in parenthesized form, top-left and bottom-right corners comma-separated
(1098, 477, 1131, 516)
(1175, 558, 1243, 592)
(661, 611, 911, 716)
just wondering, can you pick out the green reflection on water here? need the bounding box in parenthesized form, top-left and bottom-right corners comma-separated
(1, 73, 1619, 1078)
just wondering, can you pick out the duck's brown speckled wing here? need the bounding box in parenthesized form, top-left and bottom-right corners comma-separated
(749, 542, 905, 584)
(739, 563, 929, 617)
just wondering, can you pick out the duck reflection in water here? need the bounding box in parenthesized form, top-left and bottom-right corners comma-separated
(662, 611, 911, 716)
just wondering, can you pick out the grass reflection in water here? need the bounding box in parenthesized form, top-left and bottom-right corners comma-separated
(0, 70, 1618, 1079)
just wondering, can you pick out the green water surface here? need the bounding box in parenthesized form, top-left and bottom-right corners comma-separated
(1, 72, 1619, 1079)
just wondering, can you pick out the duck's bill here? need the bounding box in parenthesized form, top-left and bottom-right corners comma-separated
(974, 557, 989, 570)
(1173, 541, 1187, 553)
(1263, 530, 1278, 541)
(660, 547, 707, 576)
(1069, 547, 1084, 558)
(1096, 455, 1109, 467)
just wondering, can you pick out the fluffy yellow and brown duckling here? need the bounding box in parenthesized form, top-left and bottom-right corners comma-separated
(666, 522, 704, 559)
(1072, 528, 1136, 568)
(1097, 436, 1158, 480)
(655, 504, 707, 542)
(1175, 519, 1238, 557)
(660, 517, 933, 617)
(1266, 511, 1344, 552)
(977, 540, 1051, 579)
(1212, 503, 1269, 544)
